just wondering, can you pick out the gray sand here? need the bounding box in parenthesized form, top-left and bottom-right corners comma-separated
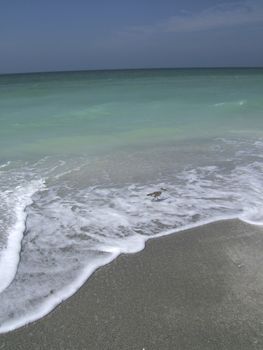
(1, 219, 263, 349)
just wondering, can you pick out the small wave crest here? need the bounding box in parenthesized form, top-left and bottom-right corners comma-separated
(0, 161, 11, 170)
(214, 100, 247, 107)
(0, 179, 45, 294)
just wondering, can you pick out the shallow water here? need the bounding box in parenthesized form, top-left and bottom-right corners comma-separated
(0, 68, 263, 332)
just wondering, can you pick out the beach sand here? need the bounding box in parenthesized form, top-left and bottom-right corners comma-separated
(1, 219, 263, 349)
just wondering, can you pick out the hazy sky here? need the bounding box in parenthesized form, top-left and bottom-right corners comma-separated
(0, 0, 263, 73)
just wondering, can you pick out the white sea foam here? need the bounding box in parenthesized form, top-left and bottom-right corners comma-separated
(0, 180, 45, 294)
(0, 161, 10, 169)
(0, 252, 118, 333)
(214, 100, 247, 107)
(0, 138, 263, 334)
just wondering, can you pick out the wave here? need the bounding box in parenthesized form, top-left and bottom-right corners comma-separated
(0, 138, 263, 333)
(214, 100, 247, 107)
(0, 215, 241, 334)
(0, 180, 45, 295)
(0, 161, 10, 169)
(0, 212, 260, 334)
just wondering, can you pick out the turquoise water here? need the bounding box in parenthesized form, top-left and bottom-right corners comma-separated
(0, 68, 263, 332)
(1, 69, 262, 159)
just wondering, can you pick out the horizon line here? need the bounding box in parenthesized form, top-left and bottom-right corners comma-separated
(1, 65, 263, 76)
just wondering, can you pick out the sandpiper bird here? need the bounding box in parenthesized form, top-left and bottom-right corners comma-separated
(147, 191, 162, 199)
(147, 188, 167, 200)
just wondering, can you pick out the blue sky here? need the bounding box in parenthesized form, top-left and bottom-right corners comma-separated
(0, 0, 263, 73)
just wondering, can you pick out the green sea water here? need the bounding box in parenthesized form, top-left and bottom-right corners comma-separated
(0, 68, 263, 333)
(1, 68, 262, 160)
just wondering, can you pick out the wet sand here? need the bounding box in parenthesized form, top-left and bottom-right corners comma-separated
(1, 219, 263, 349)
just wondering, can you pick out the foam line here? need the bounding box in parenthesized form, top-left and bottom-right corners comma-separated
(0, 180, 45, 295)
(0, 251, 119, 333)
(1, 149, 263, 333)
(0, 209, 263, 334)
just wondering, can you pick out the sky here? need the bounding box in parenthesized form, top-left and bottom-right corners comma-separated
(0, 0, 263, 73)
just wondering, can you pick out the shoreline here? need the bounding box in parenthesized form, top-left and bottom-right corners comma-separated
(1, 219, 263, 349)
(0, 215, 238, 335)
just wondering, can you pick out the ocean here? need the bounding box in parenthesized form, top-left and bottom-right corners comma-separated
(0, 68, 263, 332)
